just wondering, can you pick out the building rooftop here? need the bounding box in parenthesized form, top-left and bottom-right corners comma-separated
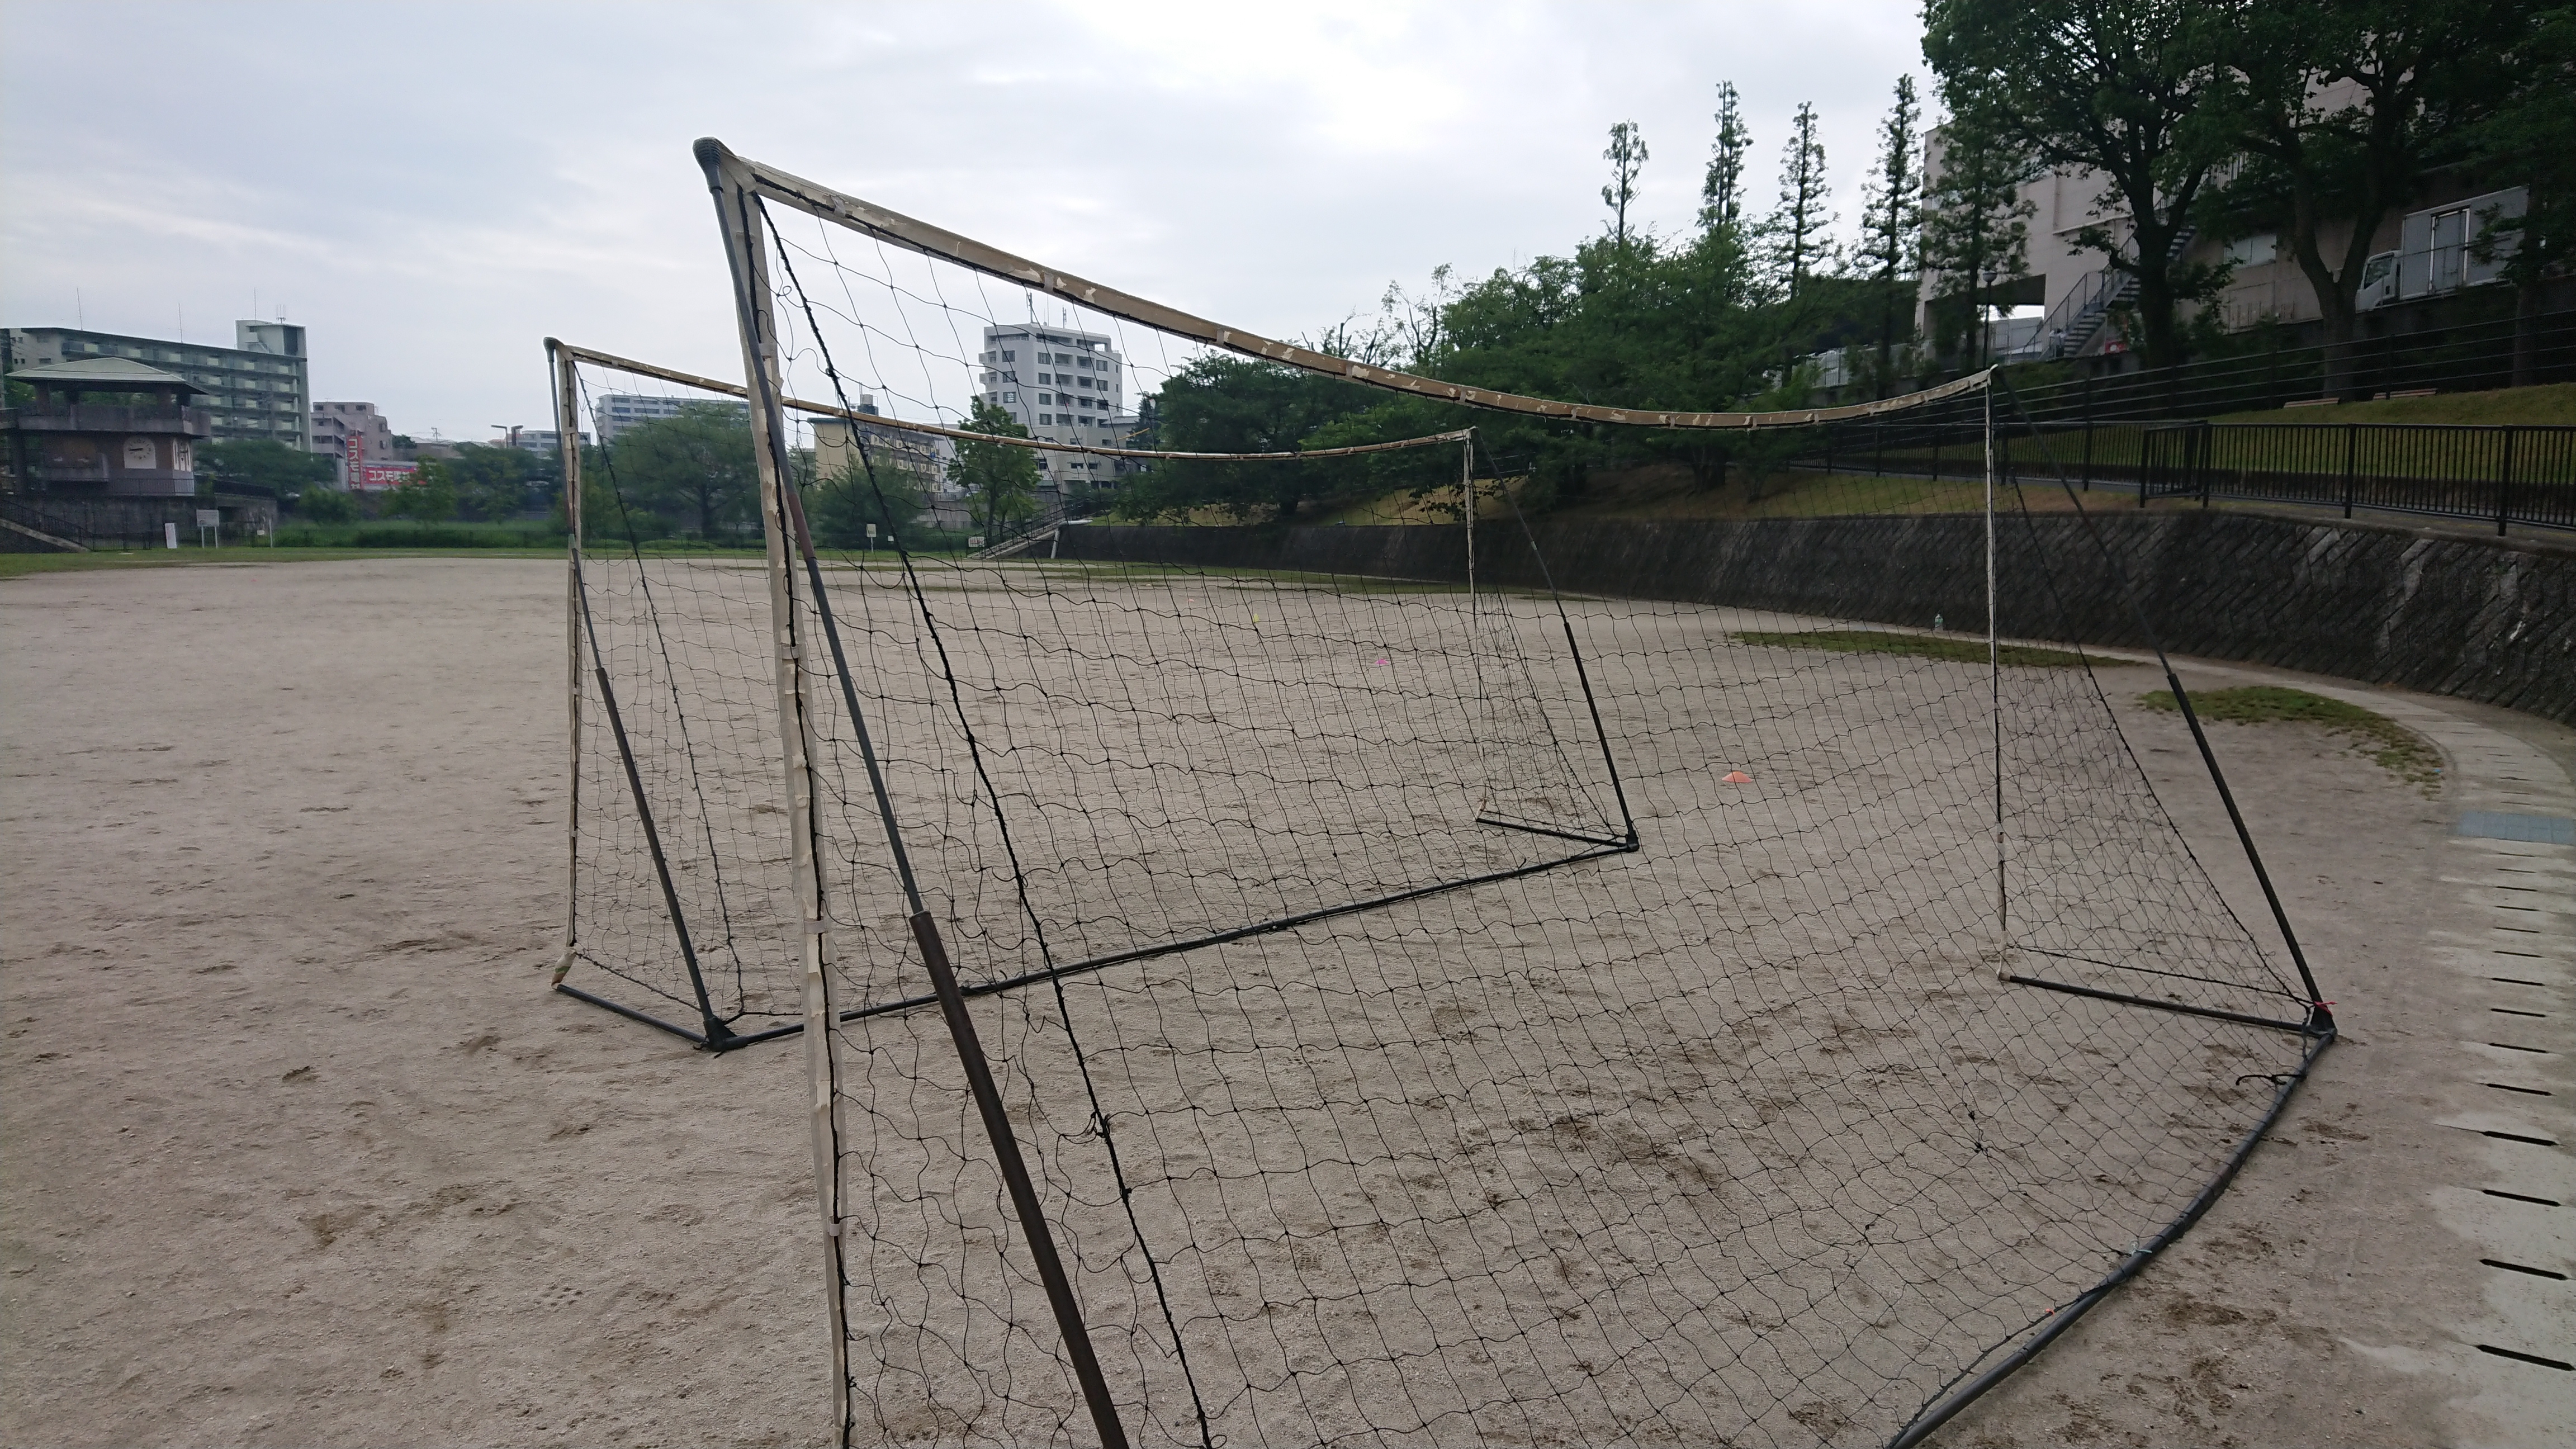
(8, 356, 209, 395)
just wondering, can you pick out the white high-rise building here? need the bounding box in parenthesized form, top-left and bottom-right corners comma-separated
(589, 392, 751, 443)
(972, 323, 1135, 490)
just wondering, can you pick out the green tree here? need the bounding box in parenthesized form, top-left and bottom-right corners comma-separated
(383, 460, 458, 522)
(1926, 0, 2240, 368)
(947, 398, 1043, 536)
(1856, 75, 1926, 394)
(196, 438, 334, 498)
(2462, 4, 2576, 386)
(443, 442, 544, 520)
(1602, 121, 1649, 254)
(2210, 0, 2526, 395)
(1110, 358, 1377, 522)
(608, 404, 758, 538)
(293, 484, 359, 523)
(1764, 101, 1837, 293)
(1920, 121, 2038, 367)
(1699, 82, 1755, 236)
(808, 454, 927, 548)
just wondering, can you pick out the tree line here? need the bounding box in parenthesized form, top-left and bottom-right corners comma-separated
(1105, 0, 2569, 520)
(557, 399, 1043, 549)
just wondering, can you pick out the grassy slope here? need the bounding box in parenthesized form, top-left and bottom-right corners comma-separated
(2211, 381, 2576, 427)
(1737, 628, 2094, 667)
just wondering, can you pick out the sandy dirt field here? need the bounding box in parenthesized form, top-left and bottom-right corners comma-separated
(3, 557, 2568, 1447)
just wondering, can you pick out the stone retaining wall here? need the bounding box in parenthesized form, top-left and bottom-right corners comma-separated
(1054, 513, 2576, 725)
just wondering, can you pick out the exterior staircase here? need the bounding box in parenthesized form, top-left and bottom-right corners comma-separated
(2045, 226, 2197, 359)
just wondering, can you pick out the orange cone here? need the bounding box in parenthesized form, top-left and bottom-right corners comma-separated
(1723, 771, 1753, 784)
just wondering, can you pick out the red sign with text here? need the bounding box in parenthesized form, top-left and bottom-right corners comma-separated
(355, 462, 416, 493)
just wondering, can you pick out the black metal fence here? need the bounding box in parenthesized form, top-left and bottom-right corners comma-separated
(1796, 418, 2575, 534)
(2122, 422, 2575, 531)
(1951, 306, 2576, 425)
(1, 491, 281, 550)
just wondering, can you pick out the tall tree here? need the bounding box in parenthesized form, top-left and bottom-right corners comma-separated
(2212, 0, 2526, 395)
(1765, 101, 1836, 292)
(443, 442, 543, 520)
(1920, 122, 2038, 367)
(1111, 357, 1378, 522)
(195, 438, 334, 496)
(1699, 83, 1754, 235)
(948, 397, 1043, 536)
(807, 457, 926, 549)
(1856, 76, 1926, 394)
(1925, 0, 2238, 368)
(2460, 4, 2574, 387)
(607, 402, 758, 538)
(1601, 121, 1647, 252)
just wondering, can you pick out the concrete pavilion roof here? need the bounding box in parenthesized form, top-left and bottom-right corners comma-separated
(8, 356, 209, 396)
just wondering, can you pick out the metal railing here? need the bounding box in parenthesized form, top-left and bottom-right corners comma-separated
(1796, 418, 2575, 534)
(2116, 421, 2575, 532)
(1, 404, 212, 432)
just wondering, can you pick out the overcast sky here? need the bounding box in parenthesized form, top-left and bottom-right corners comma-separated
(2, 1, 1933, 442)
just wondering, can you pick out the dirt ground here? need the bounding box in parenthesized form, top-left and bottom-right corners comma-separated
(2, 557, 2567, 1447)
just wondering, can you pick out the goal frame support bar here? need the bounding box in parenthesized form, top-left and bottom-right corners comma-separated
(1885, 1024, 2333, 1448)
(547, 339, 1469, 464)
(2001, 974, 2320, 1036)
(699, 136, 1993, 431)
(702, 138, 1130, 1449)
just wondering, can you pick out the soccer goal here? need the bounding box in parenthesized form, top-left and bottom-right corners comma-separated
(551, 136, 2335, 1448)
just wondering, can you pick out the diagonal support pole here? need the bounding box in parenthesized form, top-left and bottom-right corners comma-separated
(699, 136, 1129, 1449)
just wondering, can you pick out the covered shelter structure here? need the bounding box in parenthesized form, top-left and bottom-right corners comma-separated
(3, 356, 214, 498)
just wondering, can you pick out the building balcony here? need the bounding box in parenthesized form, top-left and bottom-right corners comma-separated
(17, 462, 198, 498)
(1, 405, 215, 437)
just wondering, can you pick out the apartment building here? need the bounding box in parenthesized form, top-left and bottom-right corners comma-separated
(972, 324, 1137, 489)
(6, 321, 311, 449)
(309, 400, 396, 486)
(588, 392, 749, 443)
(1914, 73, 2539, 364)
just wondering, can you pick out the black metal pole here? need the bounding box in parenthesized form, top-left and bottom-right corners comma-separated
(1478, 430, 1640, 845)
(699, 142, 1128, 1448)
(780, 476, 1132, 1449)
(2080, 378, 2094, 491)
(1996, 372, 2331, 1035)
(2342, 424, 2357, 519)
(2497, 427, 2516, 537)
(1888, 1029, 2332, 1448)
(589, 653, 733, 1046)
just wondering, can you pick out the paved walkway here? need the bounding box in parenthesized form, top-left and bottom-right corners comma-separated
(1944, 657, 2573, 1447)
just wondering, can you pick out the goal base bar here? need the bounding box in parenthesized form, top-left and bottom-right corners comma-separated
(1887, 1026, 2333, 1448)
(553, 983, 799, 1052)
(2002, 974, 2321, 1036)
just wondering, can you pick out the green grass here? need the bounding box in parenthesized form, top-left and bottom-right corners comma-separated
(276, 520, 568, 549)
(1735, 628, 2094, 667)
(2140, 685, 2442, 791)
(2213, 382, 2576, 428)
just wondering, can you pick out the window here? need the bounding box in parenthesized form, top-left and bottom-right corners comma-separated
(1001, 349, 1015, 361)
(1039, 413, 1054, 424)
(1002, 391, 1017, 403)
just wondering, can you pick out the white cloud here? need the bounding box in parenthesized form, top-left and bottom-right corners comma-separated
(2, 0, 1933, 439)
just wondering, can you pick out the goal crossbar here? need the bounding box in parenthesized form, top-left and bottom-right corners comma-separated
(698, 137, 1995, 430)
(545, 339, 1471, 462)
